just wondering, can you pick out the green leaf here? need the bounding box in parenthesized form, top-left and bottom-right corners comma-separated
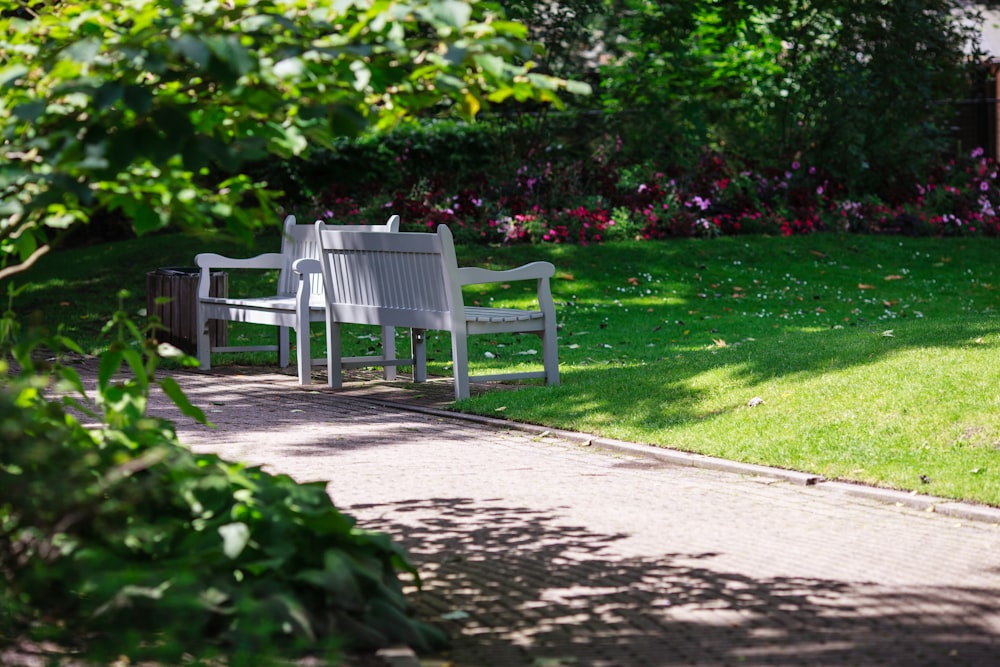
(295, 550, 365, 610)
(474, 54, 505, 78)
(54, 364, 86, 397)
(171, 34, 211, 68)
(159, 376, 210, 425)
(62, 38, 101, 64)
(130, 203, 163, 235)
(97, 349, 123, 393)
(121, 348, 149, 388)
(205, 35, 255, 78)
(0, 65, 29, 88)
(12, 101, 45, 123)
(431, 0, 472, 29)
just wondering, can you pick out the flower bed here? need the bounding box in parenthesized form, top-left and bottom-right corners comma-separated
(283, 146, 1000, 244)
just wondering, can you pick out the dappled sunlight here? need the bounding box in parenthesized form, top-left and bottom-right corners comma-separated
(349, 498, 1000, 666)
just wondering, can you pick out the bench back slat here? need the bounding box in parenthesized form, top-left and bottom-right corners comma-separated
(277, 216, 401, 298)
(317, 227, 462, 331)
(277, 218, 323, 297)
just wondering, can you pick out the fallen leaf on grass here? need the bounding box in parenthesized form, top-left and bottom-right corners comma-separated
(858, 283, 875, 290)
(494, 406, 507, 412)
(558, 273, 575, 281)
(627, 277, 640, 286)
(884, 275, 905, 281)
(711, 338, 727, 348)
(881, 330, 894, 337)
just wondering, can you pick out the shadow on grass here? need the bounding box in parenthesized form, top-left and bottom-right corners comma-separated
(533, 316, 999, 428)
(352, 497, 1000, 667)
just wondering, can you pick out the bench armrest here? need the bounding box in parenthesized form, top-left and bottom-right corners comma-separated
(196, 252, 288, 299)
(456, 261, 555, 286)
(195, 252, 286, 270)
(292, 258, 322, 275)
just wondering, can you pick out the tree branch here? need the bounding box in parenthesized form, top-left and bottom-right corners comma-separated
(0, 244, 51, 282)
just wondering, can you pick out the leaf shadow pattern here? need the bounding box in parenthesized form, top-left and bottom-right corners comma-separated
(349, 497, 1000, 667)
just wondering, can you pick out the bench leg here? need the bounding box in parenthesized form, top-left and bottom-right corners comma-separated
(451, 330, 470, 401)
(278, 326, 291, 368)
(542, 320, 560, 386)
(295, 321, 311, 386)
(196, 307, 211, 370)
(382, 326, 397, 381)
(325, 316, 344, 388)
(412, 329, 427, 383)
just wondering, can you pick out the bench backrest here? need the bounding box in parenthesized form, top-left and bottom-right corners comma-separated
(276, 214, 400, 298)
(316, 224, 464, 331)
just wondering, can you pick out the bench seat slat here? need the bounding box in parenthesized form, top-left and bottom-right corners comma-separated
(464, 306, 543, 323)
(201, 295, 327, 310)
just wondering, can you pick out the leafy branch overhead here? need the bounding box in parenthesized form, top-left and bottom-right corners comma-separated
(0, 0, 589, 275)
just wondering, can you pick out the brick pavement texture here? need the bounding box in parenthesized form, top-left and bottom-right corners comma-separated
(83, 366, 1000, 665)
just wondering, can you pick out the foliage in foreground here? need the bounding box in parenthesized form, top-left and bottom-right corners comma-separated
(1, 0, 583, 660)
(0, 0, 586, 279)
(0, 304, 443, 665)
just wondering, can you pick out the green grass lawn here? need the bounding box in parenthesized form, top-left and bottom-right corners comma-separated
(13, 230, 1000, 506)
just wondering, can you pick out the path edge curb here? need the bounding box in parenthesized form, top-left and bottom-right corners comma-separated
(343, 395, 1000, 526)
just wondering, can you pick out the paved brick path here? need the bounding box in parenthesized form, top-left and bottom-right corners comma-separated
(145, 367, 1000, 667)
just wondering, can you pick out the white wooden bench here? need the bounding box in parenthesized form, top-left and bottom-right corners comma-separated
(194, 214, 400, 384)
(304, 223, 560, 400)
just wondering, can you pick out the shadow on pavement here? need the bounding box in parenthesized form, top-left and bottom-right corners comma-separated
(350, 497, 1000, 667)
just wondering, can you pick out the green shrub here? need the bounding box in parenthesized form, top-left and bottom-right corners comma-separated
(0, 298, 444, 665)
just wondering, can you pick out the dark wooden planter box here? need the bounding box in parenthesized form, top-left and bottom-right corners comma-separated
(146, 267, 227, 355)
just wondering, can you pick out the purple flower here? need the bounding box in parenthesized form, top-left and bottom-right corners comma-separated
(981, 181, 990, 192)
